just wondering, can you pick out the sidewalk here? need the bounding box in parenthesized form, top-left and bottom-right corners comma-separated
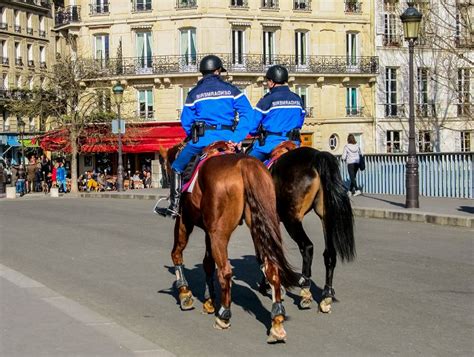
(78, 188, 473, 228)
(0, 264, 174, 357)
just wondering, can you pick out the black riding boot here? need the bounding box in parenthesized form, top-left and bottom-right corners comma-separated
(155, 171, 182, 218)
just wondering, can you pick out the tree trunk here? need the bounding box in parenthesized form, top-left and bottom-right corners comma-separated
(70, 133, 79, 193)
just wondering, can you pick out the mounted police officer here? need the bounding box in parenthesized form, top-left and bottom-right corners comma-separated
(247, 65, 306, 161)
(155, 55, 253, 218)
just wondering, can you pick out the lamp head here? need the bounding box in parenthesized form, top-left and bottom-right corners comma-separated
(112, 83, 124, 105)
(400, 3, 423, 41)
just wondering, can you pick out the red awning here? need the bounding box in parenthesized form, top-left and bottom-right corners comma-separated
(36, 122, 186, 153)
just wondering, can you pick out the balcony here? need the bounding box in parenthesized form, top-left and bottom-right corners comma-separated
(345, 1, 362, 13)
(39, 30, 46, 37)
(230, 0, 248, 8)
(0, 57, 8, 65)
(294, 0, 311, 11)
(384, 104, 406, 118)
(28, 60, 35, 67)
(11, 0, 51, 10)
(176, 0, 197, 9)
(85, 54, 379, 78)
(14, 25, 22, 33)
(90, 1, 109, 15)
(55, 5, 81, 27)
(416, 103, 436, 118)
(0, 23, 7, 30)
(346, 106, 364, 117)
(40, 61, 47, 69)
(15, 57, 23, 67)
(261, 0, 279, 10)
(383, 34, 403, 47)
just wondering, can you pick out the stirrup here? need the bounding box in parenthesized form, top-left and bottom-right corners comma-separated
(153, 196, 170, 215)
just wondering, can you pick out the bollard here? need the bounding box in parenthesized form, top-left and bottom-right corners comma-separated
(6, 186, 16, 199)
(50, 187, 59, 198)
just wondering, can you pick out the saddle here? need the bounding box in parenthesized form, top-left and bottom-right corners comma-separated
(182, 141, 238, 192)
(264, 141, 298, 170)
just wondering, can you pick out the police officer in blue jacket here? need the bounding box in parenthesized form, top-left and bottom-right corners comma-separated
(155, 55, 253, 218)
(247, 65, 306, 161)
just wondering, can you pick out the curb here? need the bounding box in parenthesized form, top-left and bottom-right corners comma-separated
(79, 193, 473, 229)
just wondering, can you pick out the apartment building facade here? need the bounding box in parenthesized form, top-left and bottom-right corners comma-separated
(0, 0, 55, 162)
(54, 0, 378, 156)
(375, 0, 473, 153)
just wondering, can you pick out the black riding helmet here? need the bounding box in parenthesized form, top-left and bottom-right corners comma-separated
(265, 65, 288, 84)
(199, 55, 226, 74)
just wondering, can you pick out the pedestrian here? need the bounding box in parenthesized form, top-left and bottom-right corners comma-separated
(16, 164, 26, 196)
(56, 162, 67, 193)
(35, 163, 43, 192)
(27, 160, 36, 193)
(155, 54, 253, 218)
(247, 65, 306, 161)
(0, 164, 6, 194)
(342, 134, 362, 197)
(51, 161, 58, 187)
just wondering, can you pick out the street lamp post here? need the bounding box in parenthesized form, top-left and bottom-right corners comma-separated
(401, 2, 422, 209)
(112, 83, 124, 192)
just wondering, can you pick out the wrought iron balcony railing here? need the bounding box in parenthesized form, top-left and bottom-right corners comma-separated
(457, 103, 472, 116)
(0, 57, 8, 65)
(230, 0, 248, 8)
(15, 57, 23, 66)
(416, 103, 436, 118)
(384, 103, 406, 118)
(28, 60, 35, 67)
(346, 106, 364, 117)
(90, 1, 109, 15)
(304, 107, 313, 118)
(132, 0, 152, 12)
(176, 0, 197, 9)
(261, 0, 279, 9)
(40, 61, 47, 69)
(55, 5, 81, 27)
(85, 54, 379, 78)
(138, 110, 155, 120)
(39, 30, 46, 37)
(27, 27, 33, 35)
(294, 0, 311, 11)
(382, 34, 403, 47)
(12, 0, 51, 8)
(345, 1, 362, 13)
(14, 25, 22, 33)
(0, 23, 7, 30)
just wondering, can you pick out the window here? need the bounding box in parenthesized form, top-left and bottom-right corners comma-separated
(180, 28, 196, 66)
(262, 0, 278, 9)
(2, 73, 8, 89)
(418, 131, 433, 153)
(28, 77, 34, 90)
(458, 68, 471, 116)
(383, 13, 400, 46)
(27, 44, 33, 66)
(0, 40, 7, 64)
(94, 34, 109, 63)
(15, 42, 22, 66)
(16, 75, 21, 88)
(294, 0, 310, 10)
(92, 0, 109, 14)
(386, 130, 401, 153)
(263, 31, 275, 65)
(329, 134, 339, 150)
(27, 13, 32, 34)
(461, 131, 471, 152)
(40, 46, 45, 64)
(134, 0, 152, 11)
(295, 85, 308, 110)
(232, 29, 245, 65)
(97, 90, 111, 111)
(295, 31, 307, 66)
(39, 16, 44, 30)
(181, 86, 193, 107)
(14, 10, 20, 25)
(136, 32, 152, 71)
(0, 7, 6, 29)
(385, 67, 397, 117)
(417, 68, 429, 117)
(138, 89, 153, 119)
(346, 87, 360, 116)
(2, 110, 10, 132)
(231, 0, 246, 6)
(346, 32, 358, 67)
(29, 117, 35, 132)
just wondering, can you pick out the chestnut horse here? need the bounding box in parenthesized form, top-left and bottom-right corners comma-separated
(161, 142, 298, 343)
(263, 145, 356, 313)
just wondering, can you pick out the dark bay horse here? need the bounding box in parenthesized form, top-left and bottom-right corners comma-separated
(267, 145, 356, 313)
(162, 142, 299, 343)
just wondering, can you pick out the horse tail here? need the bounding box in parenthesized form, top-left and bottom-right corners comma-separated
(241, 158, 299, 289)
(312, 151, 356, 262)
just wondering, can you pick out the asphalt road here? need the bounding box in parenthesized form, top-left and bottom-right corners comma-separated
(0, 197, 473, 356)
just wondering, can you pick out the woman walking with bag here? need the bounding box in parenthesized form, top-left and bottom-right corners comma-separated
(342, 134, 363, 197)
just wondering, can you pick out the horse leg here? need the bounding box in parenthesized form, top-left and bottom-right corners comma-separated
(171, 215, 195, 311)
(202, 233, 216, 314)
(263, 260, 288, 343)
(283, 219, 314, 309)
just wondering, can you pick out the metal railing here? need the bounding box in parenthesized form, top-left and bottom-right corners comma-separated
(0, 23, 7, 30)
(28, 60, 35, 67)
(0, 57, 8, 65)
(15, 58, 23, 66)
(261, 0, 278, 9)
(457, 103, 473, 116)
(346, 106, 364, 117)
(416, 103, 436, 118)
(55, 5, 81, 27)
(84, 53, 379, 78)
(382, 34, 403, 47)
(344, 1, 362, 13)
(14, 25, 22, 33)
(27, 27, 33, 35)
(176, 0, 197, 9)
(230, 0, 248, 7)
(39, 61, 47, 69)
(385, 103, 406, 118)
(90, 1, 109, 15)
(39, 30, 46, 37)
(294, 0, 311, 11)
(339, 152, 474, 198)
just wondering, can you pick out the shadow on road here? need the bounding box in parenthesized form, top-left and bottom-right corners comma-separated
(458, 205, 474, 214)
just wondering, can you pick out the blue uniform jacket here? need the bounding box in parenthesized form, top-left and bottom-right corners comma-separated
(181, 74, 253, 144)
(251, 86, 306, 136)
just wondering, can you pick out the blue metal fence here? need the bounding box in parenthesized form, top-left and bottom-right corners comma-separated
(339, 153, 474, 199)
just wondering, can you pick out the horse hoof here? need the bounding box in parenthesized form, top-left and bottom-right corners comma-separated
(319, 297, 332, 313)
(202, 298, 215, 314)
(267, 325, 287, 343)
(214, 317, 231, 330)
(179, 290, 194, 311)
(299, 288, 312, 309)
